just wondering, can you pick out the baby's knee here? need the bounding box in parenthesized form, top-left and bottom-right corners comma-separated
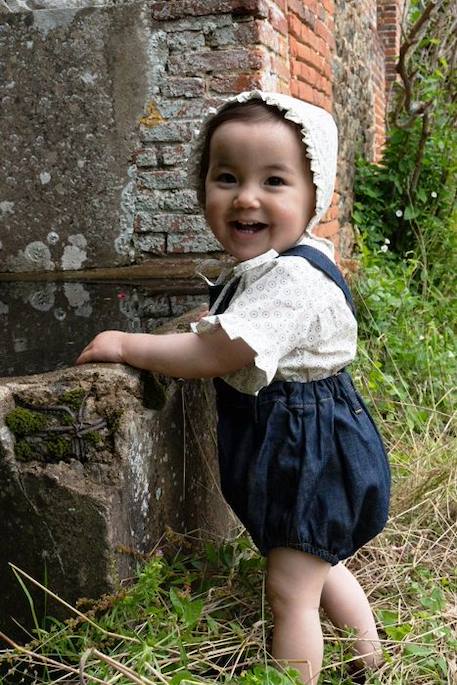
(266, 548, 330, 617)
(266, 567, 320, 618)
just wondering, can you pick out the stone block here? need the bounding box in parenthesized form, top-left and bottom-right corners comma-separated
(168, 48, 264, 75)
(139, 121, 194, 143)
(168, 229, 221, 253)
(137, 170, 189, 191)
(133, 148, 159, 168)
(0, 2, 152, 273)
(160, 77, 206, 98)
(134, 213, 207, 234)
(134, 233, 167, 254)
(170, 294, 208, 316)
(151, 0, 269, 21)
(136, 189, 199, 213)
(0, 363, 232, 639)
(166, 28, 206, 51)
(161, 143, 192, 166)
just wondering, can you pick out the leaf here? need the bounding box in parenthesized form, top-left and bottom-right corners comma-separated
(182, 599, 203, 628)
(378, 609, 398, 627)
(403, 643, 434, 657)
(385, 623, 413, 640)
(170, 672, 195, 684)
(169, 587, 184, 617)
(404, 205, 418, 221)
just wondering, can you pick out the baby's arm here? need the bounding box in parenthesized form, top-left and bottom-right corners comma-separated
(75, 327, 255, 379)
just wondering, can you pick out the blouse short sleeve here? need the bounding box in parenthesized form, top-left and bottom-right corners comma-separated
(191, 259, 314, 392)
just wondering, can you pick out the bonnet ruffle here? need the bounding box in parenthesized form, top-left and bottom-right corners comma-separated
(188, 90, 338, 242)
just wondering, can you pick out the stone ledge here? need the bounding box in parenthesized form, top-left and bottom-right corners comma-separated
(0, 255, 231, 283)
(0, 348, 233, 638)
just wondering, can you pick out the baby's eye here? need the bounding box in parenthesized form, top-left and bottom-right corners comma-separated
(216, 172, 236, 183)
(266, 176, 285, 186)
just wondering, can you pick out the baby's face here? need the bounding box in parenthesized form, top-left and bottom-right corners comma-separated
(204, 118, 316, 261)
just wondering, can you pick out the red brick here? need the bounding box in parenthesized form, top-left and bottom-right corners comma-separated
(257, 20, 286, 54)
(271, 54, 290, 81)
(321, 0, 334, 15)
(313, 91, 331, 109)
(315, 219, 339, 237)
(267, 6, 288, 35)
(315, 18, 334, 49)
(291, 80, 315, 103)
(300, 24, 320, 52)
(287, 0, 316, 29)
(324, 204, 339, 221)
(209, 72, 264, 93)
(288, 14, 302, 40)
(168, 48, 265, 76)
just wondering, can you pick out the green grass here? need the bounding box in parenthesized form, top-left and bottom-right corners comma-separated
(1, 412, 455, 685)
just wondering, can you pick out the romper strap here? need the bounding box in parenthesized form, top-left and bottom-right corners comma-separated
(280, 245, 357, 317)
(208, 276, 241, 312)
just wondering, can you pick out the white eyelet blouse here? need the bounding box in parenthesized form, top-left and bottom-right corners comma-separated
(191, 236, 357, 396)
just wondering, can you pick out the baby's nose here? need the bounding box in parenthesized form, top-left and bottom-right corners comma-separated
(233, 185, 260, 209)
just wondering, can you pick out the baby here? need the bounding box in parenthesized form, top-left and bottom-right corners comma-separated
(77, 91, 390, 684)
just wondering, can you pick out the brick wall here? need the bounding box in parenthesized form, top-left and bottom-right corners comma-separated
(133, 0, 287, 258)
(377, 0, 407, 102)
(333, 0, 388, 260)
(131, 0, 403, 265)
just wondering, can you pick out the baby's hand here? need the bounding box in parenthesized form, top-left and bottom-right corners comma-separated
(196, 308, 209, 321)
(75, 330, 127, 366)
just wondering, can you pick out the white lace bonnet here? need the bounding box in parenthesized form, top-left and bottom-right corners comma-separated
(188, 89, 338, 238)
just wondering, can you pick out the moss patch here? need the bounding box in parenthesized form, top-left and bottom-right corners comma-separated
(45, 437, 72, 460)
(15, 439, 35, 461)
(5, 407, 48, 437)
(5, 387, 122, 464)
(61, 388, 87, 412)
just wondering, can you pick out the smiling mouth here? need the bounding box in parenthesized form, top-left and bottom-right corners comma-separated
(230, 220, 268, 234)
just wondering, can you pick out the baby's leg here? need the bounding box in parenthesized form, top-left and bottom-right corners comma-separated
(320, 563, 383, 668)
(266, 548, 331, 685)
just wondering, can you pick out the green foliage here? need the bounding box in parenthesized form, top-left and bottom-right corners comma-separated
(353, 116, 456, 268)
(376, 565, 456, 683)
(237, 665, 300, 684)
(352, 246, 456, 431)
(2, 535, 455, 685)
(352, 0, 456, 433)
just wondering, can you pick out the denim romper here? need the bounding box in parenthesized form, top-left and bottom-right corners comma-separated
(209, 245, 391, 565)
